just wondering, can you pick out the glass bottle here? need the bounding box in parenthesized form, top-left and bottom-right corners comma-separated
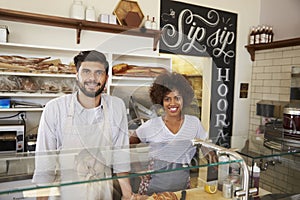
(269, 26, 274, 43)
(249, 26, 256, 45)
(70, 0, 85, 20)
(265, 26, 270, 43)
(151, 17, 157, 30)
(144, 15, 151, 29)
(254, 26, 261, 44)
(260, 25, 267, 44)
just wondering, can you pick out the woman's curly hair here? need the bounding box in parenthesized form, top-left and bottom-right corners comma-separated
(149, 72, 195, 107)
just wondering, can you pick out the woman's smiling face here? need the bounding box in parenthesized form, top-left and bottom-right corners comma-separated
(163, 90, 183, 117)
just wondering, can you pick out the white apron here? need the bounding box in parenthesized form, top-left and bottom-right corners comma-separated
(58, 95, 113, 200)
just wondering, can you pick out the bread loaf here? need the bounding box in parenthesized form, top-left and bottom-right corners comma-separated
(151, 192, 178, 200)
(112, 63, 129, 74)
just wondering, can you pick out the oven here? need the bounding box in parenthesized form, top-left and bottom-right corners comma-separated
(0, 120, 25, 153)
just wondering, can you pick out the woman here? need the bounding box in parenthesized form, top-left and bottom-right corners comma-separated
(130, 72, 208, 195)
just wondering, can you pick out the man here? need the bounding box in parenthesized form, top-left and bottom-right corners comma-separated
(33, 50, 133, 200)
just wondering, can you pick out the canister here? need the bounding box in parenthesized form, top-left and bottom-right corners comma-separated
(70, 0, 85, 20)
(222, 179, 232, 199)
(85, 6, 96, 21)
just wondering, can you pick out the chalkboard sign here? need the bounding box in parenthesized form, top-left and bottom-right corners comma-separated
(160, 0, 237, 148)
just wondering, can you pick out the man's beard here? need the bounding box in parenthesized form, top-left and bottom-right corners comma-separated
(77, 81, 105, 97)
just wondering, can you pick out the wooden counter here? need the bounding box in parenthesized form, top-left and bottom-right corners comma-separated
(175, 188, 228, 200)
(147, 187, 228, 200)
(147, 187, 271, 199)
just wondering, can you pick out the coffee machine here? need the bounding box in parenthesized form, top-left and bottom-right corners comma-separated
(256, 100, 300, 151)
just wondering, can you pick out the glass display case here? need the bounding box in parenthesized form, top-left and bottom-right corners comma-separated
(0, 137, 299, 200)
(0, 139, 252, 200)
(236, 134, 300, 198)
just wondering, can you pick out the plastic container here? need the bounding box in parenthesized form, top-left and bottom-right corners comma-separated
(0, 99, 10, 108)
(251, 162, 260, 195)
(204, 180, 217, 194)
(70, 0, 85, 20)
(218, 155, 230, 191)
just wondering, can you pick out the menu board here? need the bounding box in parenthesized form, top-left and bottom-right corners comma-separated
(160, 0, 237, 148)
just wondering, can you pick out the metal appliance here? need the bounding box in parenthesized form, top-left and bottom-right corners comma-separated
(256, 100, 300, 151)
(0, 120, 25, 153)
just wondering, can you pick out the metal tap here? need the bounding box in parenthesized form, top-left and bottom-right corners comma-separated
(192, 139, 256, 200)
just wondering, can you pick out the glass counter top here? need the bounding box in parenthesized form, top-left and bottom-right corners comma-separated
(1, 135, 298, 198)
(232, 134, 300, 160)
(0, 140, 244, 196)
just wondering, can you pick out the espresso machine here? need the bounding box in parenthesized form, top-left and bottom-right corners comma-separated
(256, 100, 300, 151)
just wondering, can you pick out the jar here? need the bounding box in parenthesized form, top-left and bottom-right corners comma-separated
(85, 6, 96, 21)
(70, 0, 85, 20)
(222, 179, 232, 199)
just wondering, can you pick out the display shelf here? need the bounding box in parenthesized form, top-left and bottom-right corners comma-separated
(0, 71, 76, 78)
(0, 8, 161, 50)
(111, 76, 155, 87)
(245, 37, 300, 61)
(0, 42, 81, 53)
(0, 42, 171, 120)
(0, 92, 64, 98)
(0, 140, 249, 199)
(0, 108, 43, 112)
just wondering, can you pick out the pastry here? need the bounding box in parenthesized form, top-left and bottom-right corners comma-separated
(112, 63, 129, 74)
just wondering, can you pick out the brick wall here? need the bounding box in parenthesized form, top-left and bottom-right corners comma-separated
(248, 45, 300, 194)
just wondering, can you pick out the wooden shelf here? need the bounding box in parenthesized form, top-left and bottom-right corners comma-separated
(0, 8, 161, 51)
(245, 37, 300, 61)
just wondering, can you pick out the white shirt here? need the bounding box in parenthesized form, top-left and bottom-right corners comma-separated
(33, 92, 130, 184)
(136, 115, 207, 164)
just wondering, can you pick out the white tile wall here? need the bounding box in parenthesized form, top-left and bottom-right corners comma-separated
(248, 44, 300, 194)
(249, 45, 300, 134)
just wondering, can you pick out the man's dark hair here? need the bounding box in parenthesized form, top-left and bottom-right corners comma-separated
(74, 50, 109, 74)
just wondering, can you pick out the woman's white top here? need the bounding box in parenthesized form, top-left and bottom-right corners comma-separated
(136, 115, 208, 164)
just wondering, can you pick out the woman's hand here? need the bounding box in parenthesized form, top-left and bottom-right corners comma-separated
(129, 131, 141, 144)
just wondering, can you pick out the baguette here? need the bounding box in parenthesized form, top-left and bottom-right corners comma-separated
(112, 63, 129, 74)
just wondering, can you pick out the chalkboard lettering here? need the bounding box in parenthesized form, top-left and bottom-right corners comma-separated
(160, 0, 237, 147)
